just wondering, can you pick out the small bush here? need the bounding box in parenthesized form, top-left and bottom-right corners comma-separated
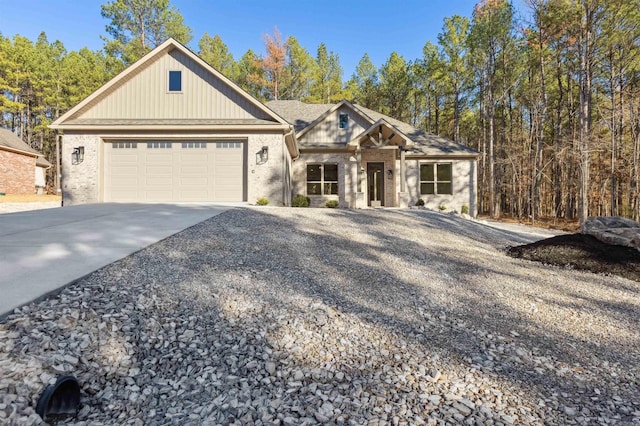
(438, 204, 447, 211)
(461, 204, 470, 215)
(415, 198, 425, 206)
(292, 194, 310, 207)
(325, 200, 339, 208)
(256, 197, 269, 206)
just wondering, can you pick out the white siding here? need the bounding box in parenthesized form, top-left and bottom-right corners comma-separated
(76, 49, 270, 120)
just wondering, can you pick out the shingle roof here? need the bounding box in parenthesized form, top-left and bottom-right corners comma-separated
(0, 127, 41, 157)
(266, 100, 479, 157)
(353, 104, 479, 157)
(266, 100, 334, 132)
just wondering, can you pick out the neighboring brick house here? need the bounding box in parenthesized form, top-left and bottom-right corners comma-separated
(0, 128, 52, 195)
(50, 38, 478, 213)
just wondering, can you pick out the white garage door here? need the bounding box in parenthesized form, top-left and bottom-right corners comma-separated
(104, 141, 245, 202)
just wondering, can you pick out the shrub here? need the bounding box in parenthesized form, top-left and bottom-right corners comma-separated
(256, 197, 269, 206)
(461, 204, 469, 215)
(415, 198, 425, 206)
(438, 204, 447, 211)
(325, 200, 339, 208)
(292, 194, 310, 207)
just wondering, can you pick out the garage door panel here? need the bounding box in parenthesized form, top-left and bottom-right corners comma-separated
(105, 141, 245, 202)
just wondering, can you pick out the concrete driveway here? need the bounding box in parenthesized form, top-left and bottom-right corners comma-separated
(0, 203, 230, 316)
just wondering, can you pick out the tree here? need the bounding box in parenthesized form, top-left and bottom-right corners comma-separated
(281, 36, 314, 100)
(468, 0, 516, 218)
(253, 27, 287, 101)
(101, 0, 192, 65)
(198, 33, 236, 79)
(309, 43, 343, 103)
(239, 49, 267, 101)
(438, 15, 470, 142)
(352, 53, 379, 109)
(379, 52, 411, 121)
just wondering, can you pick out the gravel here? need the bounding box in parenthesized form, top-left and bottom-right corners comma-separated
(1, 207, 639, 425)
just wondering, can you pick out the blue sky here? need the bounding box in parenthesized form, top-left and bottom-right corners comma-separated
(0, 0, 528, 77)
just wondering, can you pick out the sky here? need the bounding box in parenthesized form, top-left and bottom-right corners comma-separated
(0, 0, 529, 77)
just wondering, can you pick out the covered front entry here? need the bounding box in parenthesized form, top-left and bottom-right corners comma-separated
(367, 162, 385, 207)
(103, 140, 246, 202)
(353, 120, 411, 208)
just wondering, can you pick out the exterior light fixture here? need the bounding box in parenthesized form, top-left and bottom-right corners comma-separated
(257, 146, 269, 164)
(387, 169, 393, 179)
(72, 147, 84, 165)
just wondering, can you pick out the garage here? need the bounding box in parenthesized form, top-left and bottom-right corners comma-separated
(103, 140, 246, 202)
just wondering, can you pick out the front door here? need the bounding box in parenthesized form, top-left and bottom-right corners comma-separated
(367, 162, 385, 207)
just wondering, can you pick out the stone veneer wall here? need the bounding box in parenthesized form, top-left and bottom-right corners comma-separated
(61, 134, 101, 205)
(0, 150, 36, 195)
(246, 133, 288, 206)
(292, 152, 355, 208)
(404, 158, 477, 216)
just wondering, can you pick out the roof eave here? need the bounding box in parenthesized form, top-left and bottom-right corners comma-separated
(50, 123, 291, 131)
(0, 145, 40, 158)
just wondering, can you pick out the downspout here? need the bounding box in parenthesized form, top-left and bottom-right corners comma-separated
(55, 132, 62, 196)
(283, 126, 299, 206)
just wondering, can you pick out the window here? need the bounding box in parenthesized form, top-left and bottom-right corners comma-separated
(182, 142, 207, 149)
(215, 142, 242, 149)
(307, 164, 338, 195)
(420, 163, 452, 195)
(147, 142, 172, 149)
(168, 70, 182, 92)
(113, 142, 137, 149)
(339, 113, 349, 129)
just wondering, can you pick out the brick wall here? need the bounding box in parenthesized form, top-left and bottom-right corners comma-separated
(0, 149, 36, 194)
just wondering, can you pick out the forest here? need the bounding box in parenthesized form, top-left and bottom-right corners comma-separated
(1, 0, 639, 223)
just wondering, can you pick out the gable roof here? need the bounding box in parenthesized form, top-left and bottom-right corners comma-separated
(267, 100, 479, 157)
(50, 38, 290, 130)
(0, 127, 41, 157)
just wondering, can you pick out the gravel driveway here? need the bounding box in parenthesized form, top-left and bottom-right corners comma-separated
(1, 208, 639, 425)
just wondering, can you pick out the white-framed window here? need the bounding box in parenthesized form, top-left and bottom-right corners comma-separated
(215, 142, 242, 149)
(339, 113, 349, 129)
(113, 142, 137, 149)
(147, 142, 172, 149)
(181, 142, 207, 149)
(168, 70, 182, 92)
(307, 163, 338, 195)
(420, 163, 452, 195)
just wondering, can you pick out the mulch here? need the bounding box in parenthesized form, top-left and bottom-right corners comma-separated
(507, 233, 640, 282)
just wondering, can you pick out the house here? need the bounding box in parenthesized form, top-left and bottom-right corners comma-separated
(50, 38, 478, 214)
(0, 127, 52, 195)
(267, 100, 479, 212)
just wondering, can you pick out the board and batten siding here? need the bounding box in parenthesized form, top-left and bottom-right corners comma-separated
(76, 49, 271, 121)
(299, 105, 370, 145)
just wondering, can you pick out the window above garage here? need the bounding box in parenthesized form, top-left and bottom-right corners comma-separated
(168, 70, 182, 92)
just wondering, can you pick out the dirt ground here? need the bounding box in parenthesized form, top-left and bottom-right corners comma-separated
(508, 233, 640, 282)
(0, 194, 61, 203)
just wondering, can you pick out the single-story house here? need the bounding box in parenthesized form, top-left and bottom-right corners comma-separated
(0, 127, 52, 195)
(50, 38, 478, 214)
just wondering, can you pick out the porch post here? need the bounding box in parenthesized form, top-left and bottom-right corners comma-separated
(356, 148, 363, 192)
(400, 146, 406, 193)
